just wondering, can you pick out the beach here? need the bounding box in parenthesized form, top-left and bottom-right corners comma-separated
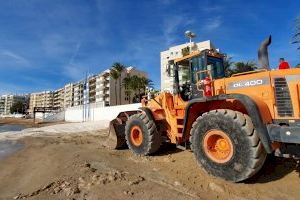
(0, 119, 300, 200)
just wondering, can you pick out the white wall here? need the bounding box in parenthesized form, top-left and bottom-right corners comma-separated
(65, 103, 141, 122)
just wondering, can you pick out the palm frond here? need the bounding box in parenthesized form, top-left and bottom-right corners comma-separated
(292, 41, 300, 44)
(292, 33, 300, 38)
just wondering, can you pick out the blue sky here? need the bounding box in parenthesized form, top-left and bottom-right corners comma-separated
(0, 0, 299, 94)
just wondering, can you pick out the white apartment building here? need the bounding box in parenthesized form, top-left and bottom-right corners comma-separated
(29, 91, 54, 113)
(73, 81, 84, 106)
(0, 94, 27, 115)
(28, 67, 148, 113)
(160, 40, 216, 92)
(53, 88, 64, 108)
(95, 70, 110, 106)
(89, 76, 97, 104)
(94, 67, 147, 106)
(0, 97, 5, 114)
(64, 83, 74, 108)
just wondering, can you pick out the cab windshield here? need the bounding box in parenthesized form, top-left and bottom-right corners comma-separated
(191, 55, 225, 84)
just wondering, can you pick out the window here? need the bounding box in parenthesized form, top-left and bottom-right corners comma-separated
(191, 55, 206, 84)
(207, 56, 225, 79)
(190, 55, 225, 83)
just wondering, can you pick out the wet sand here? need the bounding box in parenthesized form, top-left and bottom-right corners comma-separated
(0, 118, 66, 128)
(0, 140, 23, 160)
(0, 118, 66, 161)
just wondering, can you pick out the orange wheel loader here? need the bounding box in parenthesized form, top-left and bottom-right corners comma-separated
(106, 36, 300, 182)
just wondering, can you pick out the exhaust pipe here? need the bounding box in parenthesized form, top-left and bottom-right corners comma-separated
(258, 35, 272, 70)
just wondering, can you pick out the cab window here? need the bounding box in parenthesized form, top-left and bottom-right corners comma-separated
(207, 56, 225, 79)
(191, 55, 205, 84)
(191, 55, 225, 84)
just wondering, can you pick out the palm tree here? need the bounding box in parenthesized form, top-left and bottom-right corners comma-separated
(139, 77, 153, 93)
(123, 76, 133, 103)
(130, 75, 141, 101)
(122, 75, 153, 103)
(135, 76, 153, 101)
(111, 62, 126, 105)
(110, 68, 119, 105)
(292, 15, 300, 50)
(224, 56, 234, 77)
(232, 61, 257, 74)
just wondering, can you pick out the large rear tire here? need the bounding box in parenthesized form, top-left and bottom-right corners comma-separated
(190, 109, 267, 182)
(125, 113, 161, 155)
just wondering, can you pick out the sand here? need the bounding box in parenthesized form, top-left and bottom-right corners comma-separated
(0, 129, 300, 200)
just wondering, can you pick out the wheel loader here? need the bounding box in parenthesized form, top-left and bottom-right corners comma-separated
(106, 36, 300, 182)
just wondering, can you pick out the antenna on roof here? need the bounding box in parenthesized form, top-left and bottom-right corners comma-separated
(185, 30, 196, 53)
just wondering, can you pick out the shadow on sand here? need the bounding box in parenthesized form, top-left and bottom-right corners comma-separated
(246, 155, 300, 183)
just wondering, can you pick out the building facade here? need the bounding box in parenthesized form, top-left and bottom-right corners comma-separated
(64, 83, 74, 108)
(93, 67, 147, 106)
(95, 70, 110, 106)
(73, 81, 84, 106)
(0, 97, 5, 114)
(0, 94, 27, 115)
(27, 67, 148, 113)
(53, 88, 64, 108)
(160, 40, 216, 92)
(29, 91, 54, 113)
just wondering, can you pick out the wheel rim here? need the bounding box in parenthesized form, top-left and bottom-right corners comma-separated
(203, 129, 234, 163)
(130, 126, 143, 146)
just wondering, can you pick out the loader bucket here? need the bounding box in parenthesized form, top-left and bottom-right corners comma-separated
(105, 118, 126, 149)
(104, 111, 140, 149)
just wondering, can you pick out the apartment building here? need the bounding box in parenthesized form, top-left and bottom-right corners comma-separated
(53, 88, 64, 108)
(0, 96, 5, 114)
(73, 81, 84, 106)
(29, 91, 54, 113)
(88, 76, 97, 104)
(160, 40, 217, 92)
(121, 67, 148, 105)
(64, 83, 74, 108)
(96, 67, 148, 106)
(27, 67, 148, 112)
(0, 94, 27, 115)
(95, 70, 110, 106)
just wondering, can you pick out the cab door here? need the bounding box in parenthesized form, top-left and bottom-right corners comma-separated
(190, 54, 207, 99)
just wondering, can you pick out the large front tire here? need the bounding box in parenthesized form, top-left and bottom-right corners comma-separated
(125, 113, 161, 155)
(191, 109, 267, 182)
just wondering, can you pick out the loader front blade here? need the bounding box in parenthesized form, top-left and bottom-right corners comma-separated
(104, 111, 140, 149)
(105, 118, 126, 149)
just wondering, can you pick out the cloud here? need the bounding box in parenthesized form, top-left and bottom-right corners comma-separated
(162, 15, 195, 46)
(0, 50, 29, 65)
(0, 81, 30, 95)
(159, 0, 176, 5)
(202, 17, 222, 32)
(41, 34, 76, 57)
(63, 64, 88, 81)
(68, 42, 81, 65)
(201, 5, 223, 13)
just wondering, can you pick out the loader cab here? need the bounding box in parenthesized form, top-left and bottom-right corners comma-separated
(170, 49, 225, 100)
